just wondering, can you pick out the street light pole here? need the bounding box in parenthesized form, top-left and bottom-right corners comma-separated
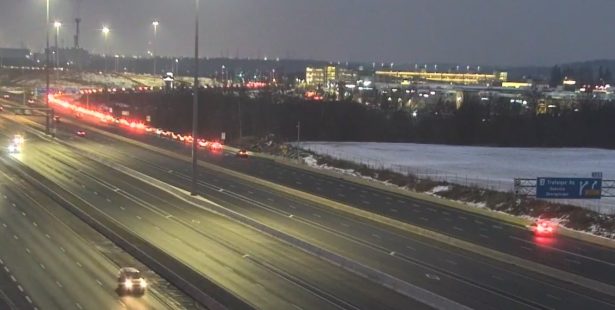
(45, 0, 50, 135)
(152, 21, 159, 76)
(102, 26, 109, 73)
(54, 21, 61, 82)
(191, 0, 199, 195)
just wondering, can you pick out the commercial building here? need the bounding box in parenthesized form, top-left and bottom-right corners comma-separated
(375, 70, 508, 85)
(306, 65, 358, 89)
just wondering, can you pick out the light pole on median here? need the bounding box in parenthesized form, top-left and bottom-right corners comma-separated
(102, 26, 110, 72)
(152, 20, 159, 76)
(54, 21, 61, 82)
(45, 0, 50, 135)
(191, 0, 200, 195)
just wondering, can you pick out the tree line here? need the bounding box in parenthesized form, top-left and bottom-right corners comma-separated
(97, 90, 615, 149)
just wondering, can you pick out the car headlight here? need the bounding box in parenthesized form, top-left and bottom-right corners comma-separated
(124, 280, 133, 289)
(140, 278, 147, 288)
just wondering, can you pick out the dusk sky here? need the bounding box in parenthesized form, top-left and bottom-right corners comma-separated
(1, 0, 614, 66)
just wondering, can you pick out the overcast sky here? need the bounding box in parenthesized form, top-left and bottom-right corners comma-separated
(1, 0, 614, 66)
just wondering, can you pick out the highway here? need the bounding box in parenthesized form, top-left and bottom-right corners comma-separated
(46, 106, 615, 289)
(0, 159, 186, 309)
(2, 102, 615, 308)
(0, 119, 428, 309)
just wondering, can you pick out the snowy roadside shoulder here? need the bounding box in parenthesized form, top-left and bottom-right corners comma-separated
(300, 153, 615, 240)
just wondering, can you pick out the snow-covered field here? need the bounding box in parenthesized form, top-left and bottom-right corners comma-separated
(300, 142, 615, 213)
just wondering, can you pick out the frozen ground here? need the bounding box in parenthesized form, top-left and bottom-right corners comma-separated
(300, 142, 615, 213)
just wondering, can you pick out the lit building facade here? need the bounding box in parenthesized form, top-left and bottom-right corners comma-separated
(306, 65, 358, 88)
(375, 70, 508, 85)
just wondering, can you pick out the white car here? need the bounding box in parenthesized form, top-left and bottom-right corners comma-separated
(7, 143, 20, 154)
(117, 267, 147, 296)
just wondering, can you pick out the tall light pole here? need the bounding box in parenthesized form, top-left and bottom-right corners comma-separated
(45, 0, 50, 135)
(102, 26, 110, 72)
(191, 0, 199, 195)
(53, 21, 61, 68)
(54, 21, 61, 83)
(152, 20, 159, 75)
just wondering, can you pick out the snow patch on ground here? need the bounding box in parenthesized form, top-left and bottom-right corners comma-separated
(300, 141, 615, 214)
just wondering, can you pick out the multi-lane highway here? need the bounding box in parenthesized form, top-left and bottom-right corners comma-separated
(3, 97, 615, 309)
(0, 158, 187, 309)
(51, 106, 615, 288)
(2, 98, 615, 309)
(0, 118, 429, 309)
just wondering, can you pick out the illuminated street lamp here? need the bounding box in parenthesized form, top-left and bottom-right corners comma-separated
(53, 21, 61, 71)
(45, 0, 50, 135)
(191, 0, 199, 195)
(152, 20, 159, 75)
(102, 26, 110, 72)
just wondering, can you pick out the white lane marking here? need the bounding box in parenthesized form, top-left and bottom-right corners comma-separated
(17, 285, 23, 292)
(10, 275, 16, 282)
(75, 302, 83, 309)
(11, 203, 16, 208)
(546, 294, 562, 301)
(295, 181, 302, 185)
(106, 198, 111, 202)
(93, 191, 98, 195)
(312, 213, 321, 218)
(25, 248, 30, 254)
(3, 266, 8, 273)
(59, 247, 66, 253)
(247, 191, 254, 195)
(242, 254, 250, 258)
(288, 214, 294, 218)
(474, 220, 484, 225)
(390, 251, 396, 256)
(119, 206, 126, 211)
(2, 195, 6, 199)
(425, 273, 441, 281)
(289, 205, 296, 209)
(154, 226, 161, 231)
(21, 212, 26, 217)
(521, 246, 533, 251)
(458, 216, 468, 220)
(390, 208, 398, 213)
(362, 200, 371, 205)
(444, 259, 458, 266)
(1, 223, 6, 228)
(0, 258, 3, 264)
(55, 281, 63, 288)
(491, 274, 504, 280)
(340, 222, 350, 227)
(452, 226, 464, 232)
(96, 279, 103, 286)
(267, 198, 274, 202)
(565, 258, 582, 265)
(136, 216, 142, 220)
(167, 170, 174, 174)
(45, 234, 51, 239)
(218, 188, 224, 192)
(371, 234, 381, 239)
(492, 225, 503, 230)
(25, 296, 32, 304)
(40, 264, 46, 270)
(165, 215, 172, 219)
(406, 245, 416, 251)
(479, 234, 489, 239)
(76, 262, 82, 268)
(509, 235, 615, 267)
(32, 222, 38, 227)
(13, 235, 19, 240)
